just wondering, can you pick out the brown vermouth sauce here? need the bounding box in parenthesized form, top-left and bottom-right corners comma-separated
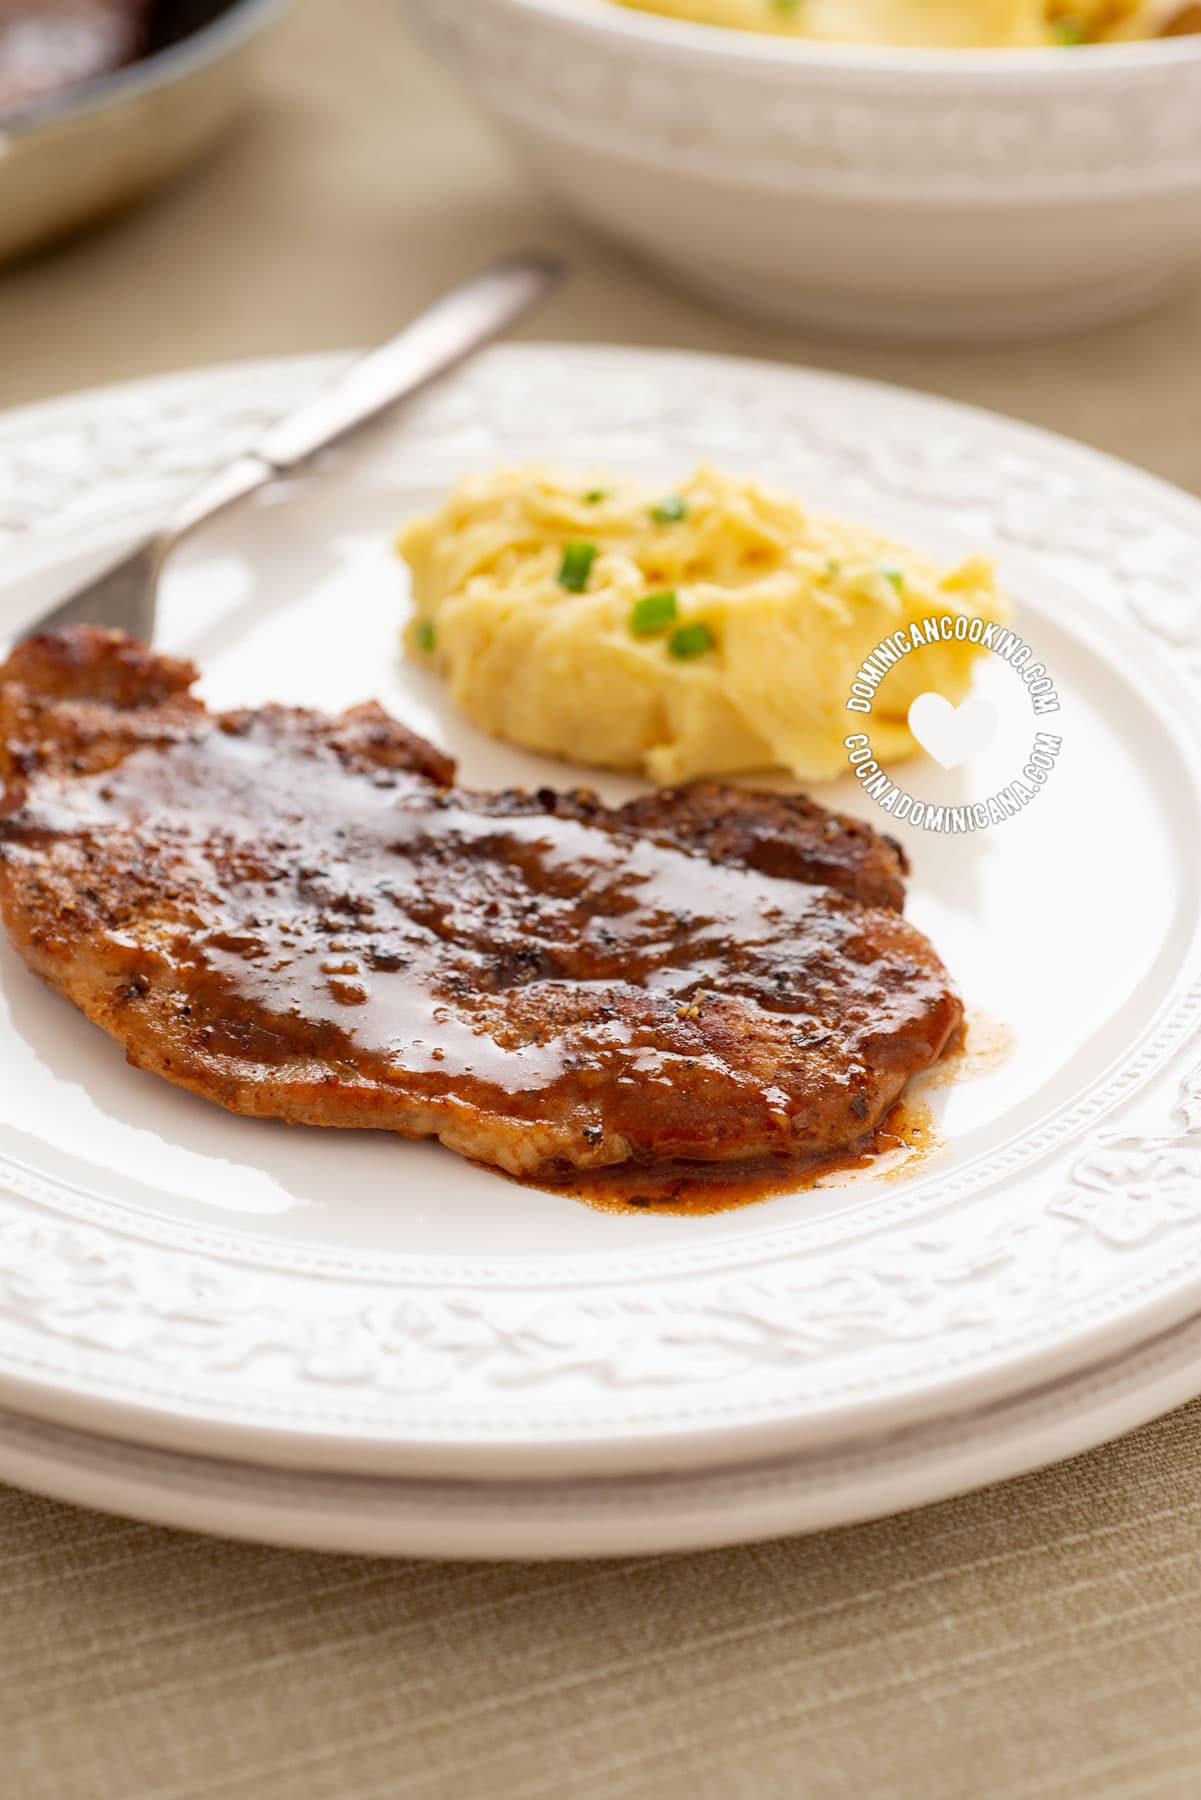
(2, 654, 981, 1197)
(539, 1014, 1010, 1216)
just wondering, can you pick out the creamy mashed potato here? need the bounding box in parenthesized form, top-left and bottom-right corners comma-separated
(607, 0, 1196, 45)
(398, 466, 1010, 785)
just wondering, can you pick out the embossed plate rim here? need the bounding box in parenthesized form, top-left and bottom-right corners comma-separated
(4, 1287, 1201, 1556)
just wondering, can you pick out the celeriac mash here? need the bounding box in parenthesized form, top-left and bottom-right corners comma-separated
(607, 0, 1197, 46)
(398, 466, 1011, 785)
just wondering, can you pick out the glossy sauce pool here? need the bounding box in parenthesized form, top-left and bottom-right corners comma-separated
(533, 1012, 1010, 1216)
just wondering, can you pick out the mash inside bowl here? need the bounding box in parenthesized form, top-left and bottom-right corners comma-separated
(398, 466, 1011, 785)
(606, 0, 1198, 45)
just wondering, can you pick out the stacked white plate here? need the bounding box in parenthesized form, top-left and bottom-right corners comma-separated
(1, 345, 1199, 1558)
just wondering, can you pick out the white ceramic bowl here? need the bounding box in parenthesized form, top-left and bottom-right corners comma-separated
(411, 0, 1201, 343)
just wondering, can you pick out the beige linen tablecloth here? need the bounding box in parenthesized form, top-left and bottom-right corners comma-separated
(3, 3, 1201, 1795)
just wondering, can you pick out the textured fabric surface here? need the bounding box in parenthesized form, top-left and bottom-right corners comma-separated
(6, 1402, 1201, 1800)
(2, 1, 1201, 1795)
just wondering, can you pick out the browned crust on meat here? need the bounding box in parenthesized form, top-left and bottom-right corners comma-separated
(0, 628, 962, 1179)
(608, 783, 908, 913)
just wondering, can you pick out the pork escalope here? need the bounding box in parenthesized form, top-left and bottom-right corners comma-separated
(0, 628, 962, 1180)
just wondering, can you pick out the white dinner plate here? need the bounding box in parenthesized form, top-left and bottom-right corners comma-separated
(6, 1298, 1201, 1559)
(1, 347, 1200, 1493)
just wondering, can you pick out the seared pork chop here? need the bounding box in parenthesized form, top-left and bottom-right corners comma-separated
(0, 628, 962, 1179)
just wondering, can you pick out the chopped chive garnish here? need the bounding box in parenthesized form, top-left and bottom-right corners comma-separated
(878, 565, 905, 593)
(649, 494, 688, 525)
(414, 620, 436, 652)
(771, 0, 804, 12)
(1052, 16, 1084, 42)
(668, 622, 714, 660)
(583, 488, 610, 504)
(630, 590, 678, 637)
(558, 541, 598, 592)
(825, 557, 842, 578)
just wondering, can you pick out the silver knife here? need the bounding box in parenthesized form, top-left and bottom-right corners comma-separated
(20, 251, 563, 645)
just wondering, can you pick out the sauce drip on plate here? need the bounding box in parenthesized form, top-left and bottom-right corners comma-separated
(538, 1013, 1009, 1215)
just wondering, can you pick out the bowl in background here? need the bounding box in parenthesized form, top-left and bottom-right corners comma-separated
(411, 0, 1201, 343)
(0, 0, 283, 266)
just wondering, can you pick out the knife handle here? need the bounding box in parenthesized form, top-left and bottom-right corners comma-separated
(162, 252, 563, 548)
(258, 252, 562, 469)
